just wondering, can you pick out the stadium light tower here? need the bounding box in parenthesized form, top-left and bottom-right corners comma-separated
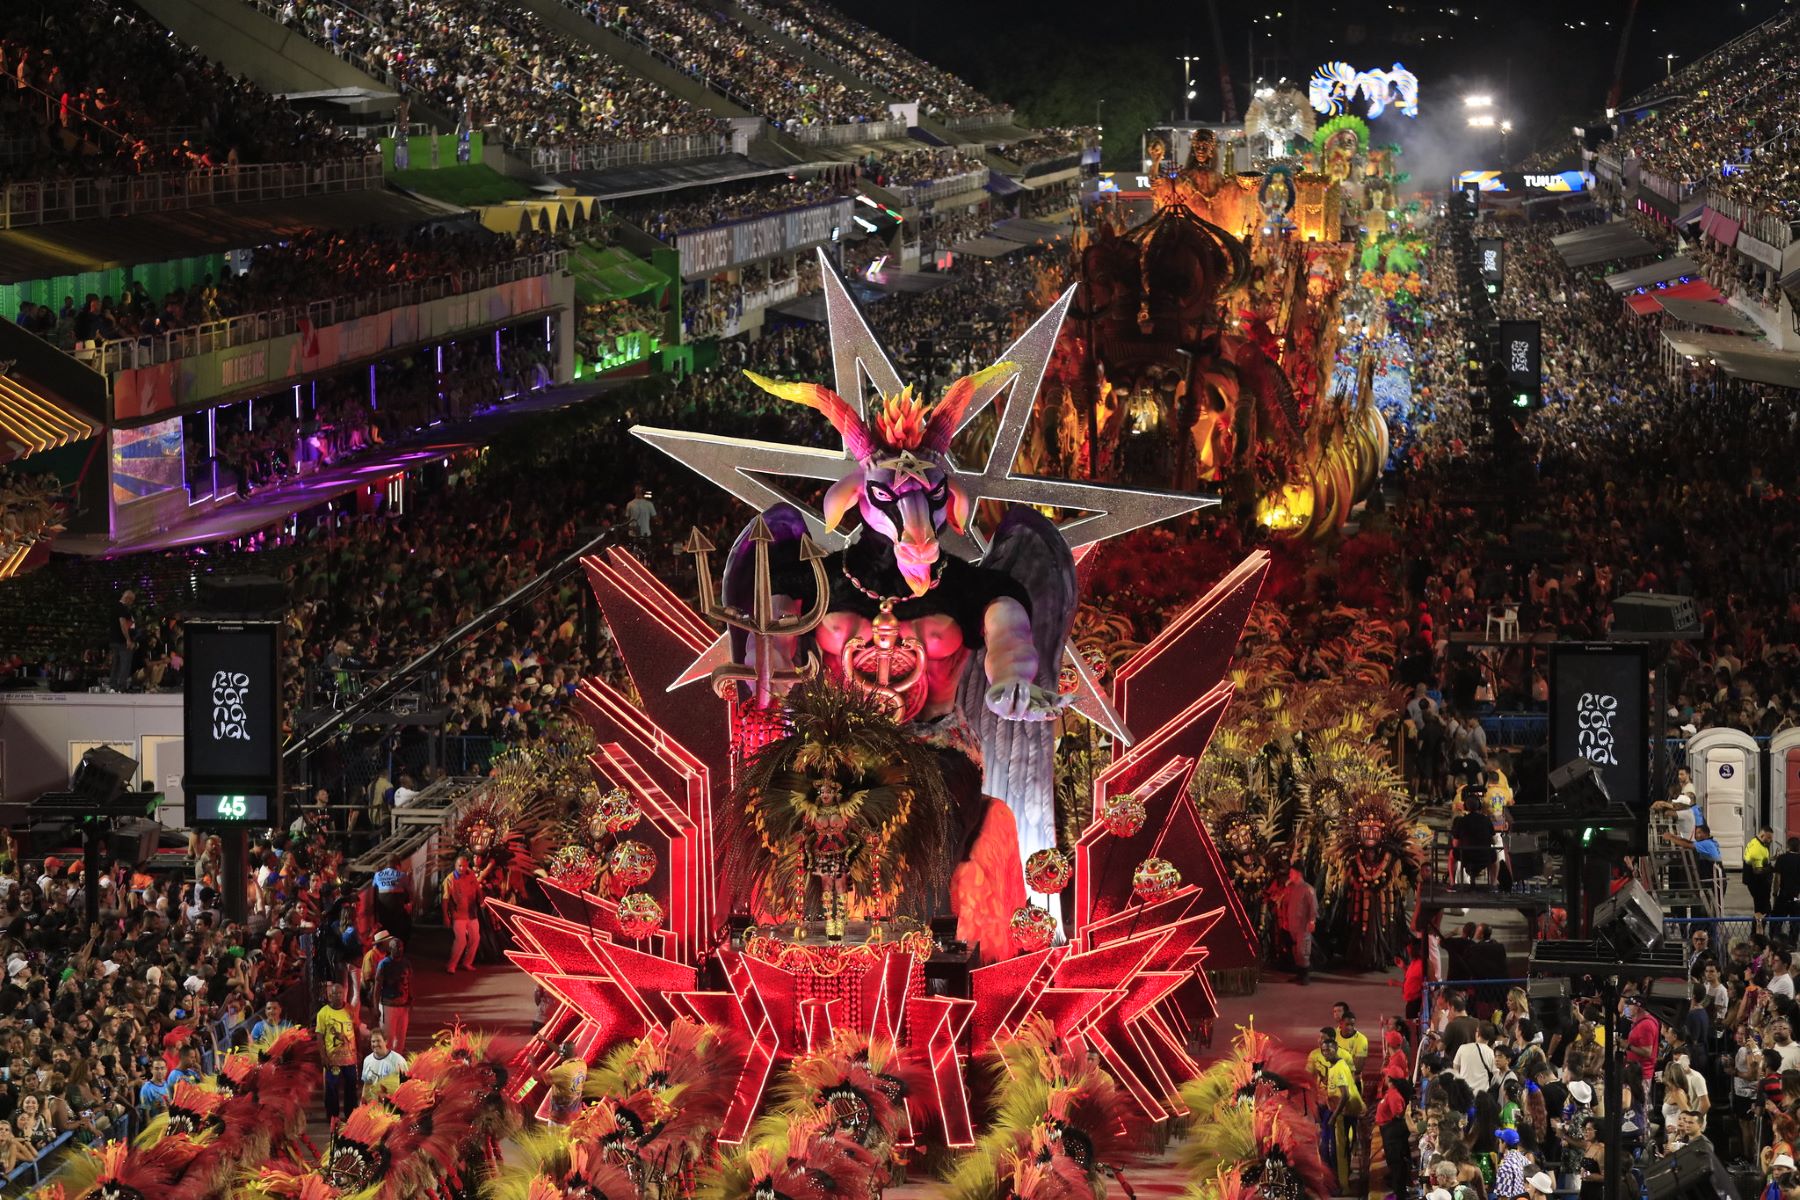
(1464, 93, 1493, 108)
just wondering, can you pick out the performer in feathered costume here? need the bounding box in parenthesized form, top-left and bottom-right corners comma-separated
(697, 1114, 883, 1200)
(732, 359, 1079, 954)
(577, 1017, 746, 1188)
(1178, 1024, 1330, 1200)
(39, 1029, 320, 1200)
(1320, 794, 1422, 971)
(483, 1128, 640, 1200)
(719, 678, 952, 935)
(1178, 1100, 1333, 1200)
(254, 1028, 516, 1200)
(946, 1015, 1150, 1200)
(775, 1030, 929, 1156)
(1177, 1020, 1316, 1122)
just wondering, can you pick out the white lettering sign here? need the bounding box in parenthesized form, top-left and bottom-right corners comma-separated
(1575, 692, 1619, 766)
(212, 670, 251, 741)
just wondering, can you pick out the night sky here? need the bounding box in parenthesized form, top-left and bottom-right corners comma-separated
(838, 0, 1787, 170)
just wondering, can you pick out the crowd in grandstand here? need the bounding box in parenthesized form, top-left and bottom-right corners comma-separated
(680, 255, 821, 339)
(736, 0, 1001, 120)
(853, 145, 985, 191)
(0, 825, 336, 1178)
(0, 0, 362, 182)
(573, 0, 886, 130)
(616, 176, 845, 241)
(991, 127, 1095, 169)
(205, 339, 549, 502)
(1611, 7, 1800, 217)
(14, 226, 554, 354)
(1391, 211, 1800, 761)
(260, 0, 714, 148)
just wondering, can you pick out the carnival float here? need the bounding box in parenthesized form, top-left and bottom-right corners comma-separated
(1026, 111, 1414, 545)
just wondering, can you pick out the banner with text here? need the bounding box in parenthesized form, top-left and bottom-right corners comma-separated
(677, 200, 852, 279)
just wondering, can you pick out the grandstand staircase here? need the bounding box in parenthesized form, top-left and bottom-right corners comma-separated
(720, 0, 1017, 152)
(1643, 810, 1720, 917)
(508, 0, 819, 168)
(136, 0, 401, 109)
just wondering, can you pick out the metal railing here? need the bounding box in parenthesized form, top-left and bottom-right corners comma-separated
(1699, 189, 1797, 249)
(1636, 166, 1694, 204)
(886, 168, 988, 207)
(531, 132, 728, 174)
(788, 119, 905, 146)
(80, 251, 567, 375)
(0, 155, 383, 230)
(941, 109, 1016, 131)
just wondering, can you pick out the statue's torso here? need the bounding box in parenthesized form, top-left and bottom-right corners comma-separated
(816, 609, 969, 718)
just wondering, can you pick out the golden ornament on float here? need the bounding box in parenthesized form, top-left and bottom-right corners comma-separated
(615, 891, 663, 939)
(1132, 856, 1182, 902)
(1024, 848, 1073, 893)
(546, 845, 600, 891)
(1102, 793, 1148, 837)
(1010, 905, 1057, 951)
(596, 786, 641, 834)
(607, 840, 657, 891)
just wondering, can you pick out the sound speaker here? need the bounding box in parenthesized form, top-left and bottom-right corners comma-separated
(1612, 593, 1700, 638)
(1526, 977, 1570, 1031)
(106, 817, 161, 865)
(1549, 758, 1612, 814)
(1594, 880, 1664, 962)
(72, 746, 138, 807)
(196, 574, 288, 616)
(1645, 1140, 1727, 1200)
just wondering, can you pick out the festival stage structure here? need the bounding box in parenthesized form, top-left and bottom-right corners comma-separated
(489, 253, 1279, 1149)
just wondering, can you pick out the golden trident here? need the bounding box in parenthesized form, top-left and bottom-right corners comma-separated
(683, 516, 830, 708)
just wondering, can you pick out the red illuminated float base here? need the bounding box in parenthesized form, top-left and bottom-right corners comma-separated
(494, 545, 1271, 1144)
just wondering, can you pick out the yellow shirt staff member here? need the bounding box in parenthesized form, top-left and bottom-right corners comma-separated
(1745, 826, 1775, 918)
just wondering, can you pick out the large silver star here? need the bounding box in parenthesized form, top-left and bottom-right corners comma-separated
(634, 249, 1219, 743)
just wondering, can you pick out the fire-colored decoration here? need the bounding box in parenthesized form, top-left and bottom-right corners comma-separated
(615, 892, 664, 939)
(1024, 848, 1074, 893)
(1010, 905, 1058, 950)
(1132, 857, 1183, 903)
(1294, 172, 1341, 242)
(1101, 794, 1148, 838)
(546, 845, 600, 892)
(607, 840, 657, 892)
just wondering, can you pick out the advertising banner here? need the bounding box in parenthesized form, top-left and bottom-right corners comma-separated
(113, 361, 179, 420)
(1550, 642, 1649, 807)
(677, 201, 853, 278)
(182, 622, 282, 785)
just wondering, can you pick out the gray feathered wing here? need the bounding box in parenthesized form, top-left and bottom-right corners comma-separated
(953, 507, 1077, 867)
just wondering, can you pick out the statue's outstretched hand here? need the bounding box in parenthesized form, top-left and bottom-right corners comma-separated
(985, 680, 1074, 722)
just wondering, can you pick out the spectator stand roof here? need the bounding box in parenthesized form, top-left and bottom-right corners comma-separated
(0, 190, 450, 286)
(1605, 256, 1701, 292)
(993, 217, 1072, 245)
(772, 276, 886, 322)
(949, 235, 1028, 259)
(1552, 221, 1656, 267)
(1623, 279, 1722, 315)
(560, 152, 818, 203)
(1661, 327, 1800, 388)
(1654, 297, 1761, 333)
